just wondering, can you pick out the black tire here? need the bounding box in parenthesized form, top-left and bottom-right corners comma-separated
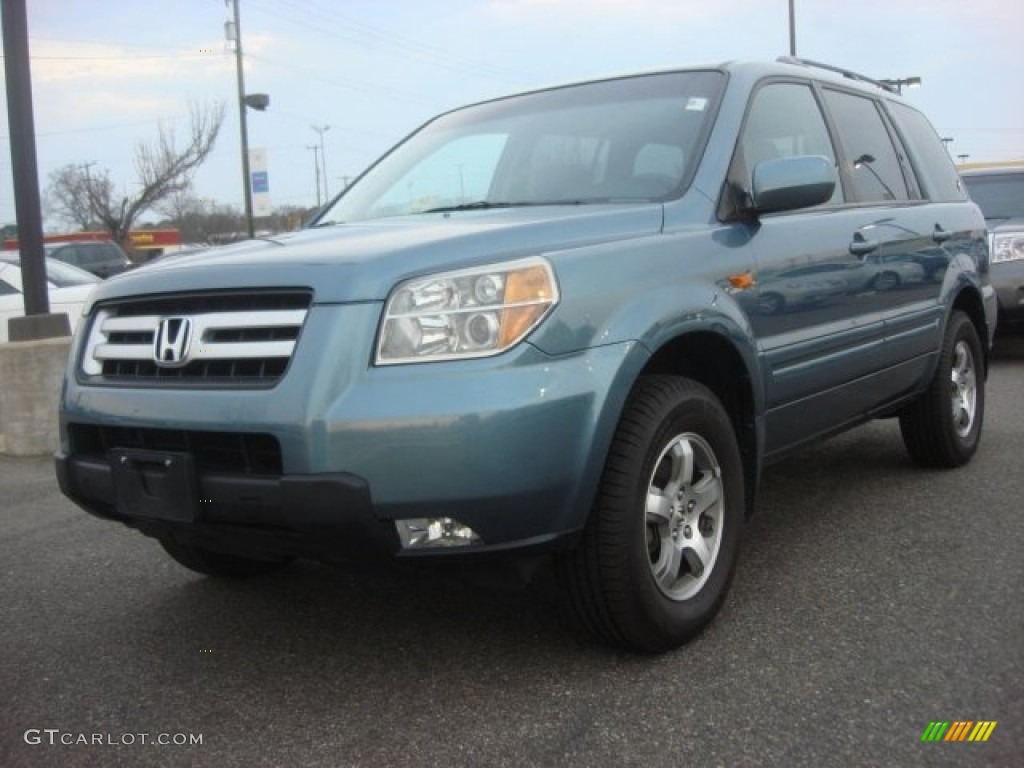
(159, 537, 294, 578)
(872, 271, 900, 292)
(557, 376, 745, 653)
(899, 311, 985, 468)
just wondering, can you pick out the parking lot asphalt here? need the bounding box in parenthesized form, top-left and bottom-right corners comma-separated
(2, 335, 1022, 768)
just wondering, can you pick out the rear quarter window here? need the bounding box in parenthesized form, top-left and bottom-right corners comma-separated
(887, 102, 966, 203)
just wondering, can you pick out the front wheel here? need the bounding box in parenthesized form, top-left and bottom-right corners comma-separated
(159, 538, 294, 578)
(899, 311, 985, 467)
(557, 376, 745, 653)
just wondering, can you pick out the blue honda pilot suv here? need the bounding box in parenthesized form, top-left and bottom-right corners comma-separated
(56, 58, 997, 652)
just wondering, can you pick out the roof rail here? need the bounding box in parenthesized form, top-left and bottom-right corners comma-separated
(776, 56, 898, 93)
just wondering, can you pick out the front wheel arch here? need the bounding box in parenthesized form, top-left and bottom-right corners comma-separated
(640, 331, 760, 519)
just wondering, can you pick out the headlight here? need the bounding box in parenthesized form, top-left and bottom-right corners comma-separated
(376, 257, 558, 364)
(992, 232, 1024, 263)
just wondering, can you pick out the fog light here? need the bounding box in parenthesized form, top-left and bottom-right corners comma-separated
(395, 517, 482, 548)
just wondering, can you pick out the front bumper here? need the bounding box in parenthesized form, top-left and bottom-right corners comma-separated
(993, 259, 1024, 327)
(56, 457, 404, 562)
(58, 302, 646, 562)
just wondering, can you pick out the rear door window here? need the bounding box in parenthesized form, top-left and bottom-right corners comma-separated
(822, 89, 910, 202)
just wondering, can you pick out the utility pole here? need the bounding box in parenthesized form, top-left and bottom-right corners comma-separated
(79, 161, 96, 227)
(227, 0, 254, 238)
(312, 124, 330, 201)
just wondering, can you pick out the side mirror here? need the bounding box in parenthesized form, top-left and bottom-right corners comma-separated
(750, 155, 836, 215)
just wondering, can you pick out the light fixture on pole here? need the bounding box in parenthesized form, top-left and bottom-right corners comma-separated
(879, 76, 922, 94)
(312, 124, 330, 201)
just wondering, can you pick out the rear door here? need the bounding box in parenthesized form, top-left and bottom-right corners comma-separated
(820, 88, 957, 370)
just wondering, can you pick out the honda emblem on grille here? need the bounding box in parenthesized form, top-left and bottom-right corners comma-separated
(154, 317, 193, 367)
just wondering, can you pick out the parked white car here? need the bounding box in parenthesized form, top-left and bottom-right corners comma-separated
(0, 255, 99, 342)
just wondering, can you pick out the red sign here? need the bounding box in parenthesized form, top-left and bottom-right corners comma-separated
(3, 229, 181, 251)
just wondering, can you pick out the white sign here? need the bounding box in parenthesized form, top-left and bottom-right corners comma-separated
(249, 148, 271, 217)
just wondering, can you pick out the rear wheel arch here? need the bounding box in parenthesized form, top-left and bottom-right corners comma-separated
(951, 285, 990, 375)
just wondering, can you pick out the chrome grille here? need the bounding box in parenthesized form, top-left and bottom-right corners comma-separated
(81, 290, 311, 386)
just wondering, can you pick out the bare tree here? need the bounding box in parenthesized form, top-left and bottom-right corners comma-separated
(45, 164, 104, 230)
(46, 101, 225, 249)
(155, 186, 201, 228)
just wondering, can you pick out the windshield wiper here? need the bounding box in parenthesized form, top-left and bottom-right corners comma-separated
(421, 201, 519, 214)
(422, 198, 618, 214)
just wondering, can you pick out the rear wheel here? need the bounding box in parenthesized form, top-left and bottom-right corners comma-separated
(899, 310, 985, 467)
(557, 376, 744, 653)
(159, 538, 294, 578)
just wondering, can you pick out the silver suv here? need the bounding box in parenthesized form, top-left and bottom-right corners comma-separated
(961, 166, 1024, 329)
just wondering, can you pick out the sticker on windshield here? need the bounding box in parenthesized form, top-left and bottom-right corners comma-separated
(685, 97, 708, 111)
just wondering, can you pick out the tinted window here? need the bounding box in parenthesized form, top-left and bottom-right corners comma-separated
(50, 246, 77, 266)
(736, 82, 841, 204)
(823, 89, 909, 202)
(0, 277, 18, 295)
(887, 102, 965, 202)
(962, 173, 1024, 219)
(77, 245, 108, 266)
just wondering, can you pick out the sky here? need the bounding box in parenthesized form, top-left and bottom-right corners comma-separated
(1, 0, 1022, 230)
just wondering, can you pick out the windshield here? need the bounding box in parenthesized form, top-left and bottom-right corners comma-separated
(962, 173, 1024, 220)
(317, 71, 723, 224)
(2, 255, 101, 288)
(44, 257, 101, 287)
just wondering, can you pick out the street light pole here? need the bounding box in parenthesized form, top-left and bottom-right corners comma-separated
(229, 0, 254, 238)
(307, 145, 322, 207)
(312, 124, 330, 201)
(788, 0, 797, 56)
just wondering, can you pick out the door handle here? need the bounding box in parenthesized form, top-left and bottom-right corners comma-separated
(849, 237, 879, 257)
(933, 225, 952, 243)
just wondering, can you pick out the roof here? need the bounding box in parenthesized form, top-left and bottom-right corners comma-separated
(959, 164, 1024, 176)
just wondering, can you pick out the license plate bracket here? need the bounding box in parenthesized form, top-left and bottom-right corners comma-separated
(109, 448, 199, 523)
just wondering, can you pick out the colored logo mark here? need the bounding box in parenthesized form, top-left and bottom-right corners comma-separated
(921, 721, 997, 742)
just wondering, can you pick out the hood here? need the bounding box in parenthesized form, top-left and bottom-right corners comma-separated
(987, 215, 1024, 233)
(86, 204, 663, 310)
